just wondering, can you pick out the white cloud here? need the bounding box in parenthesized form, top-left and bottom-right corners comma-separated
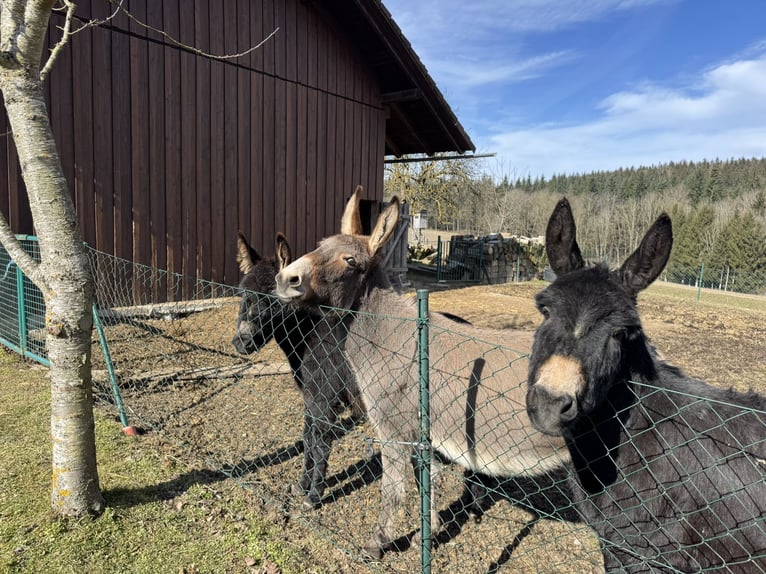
(427, 50, 574, 88)
(600, 57, 766, 127)
(386, 0, 669, 91)
(487, 53, 766, 177)
(385, 0, 766, 178)
(388, 0, 667, 36)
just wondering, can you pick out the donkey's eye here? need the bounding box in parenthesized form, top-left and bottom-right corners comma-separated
(344, 256, 357, 268)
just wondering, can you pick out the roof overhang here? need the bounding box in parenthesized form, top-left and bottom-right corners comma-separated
(314, 0, 476, 157)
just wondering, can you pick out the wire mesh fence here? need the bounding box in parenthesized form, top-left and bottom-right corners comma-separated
(82, 248, 597, 573)
(408, 234, 541, 284)
(579, 381, 766, 573)
(663, 263, 766, 298)
(0, 236, 47, 364)
(1, 239, 765, 572)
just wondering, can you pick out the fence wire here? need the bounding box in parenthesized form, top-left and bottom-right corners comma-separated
(1, 241, 765, 573)
(0, 236, 46, 364)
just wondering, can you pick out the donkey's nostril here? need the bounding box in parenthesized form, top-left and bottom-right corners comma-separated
(288, 274, 301, 287)
(559, 396, 577, 421)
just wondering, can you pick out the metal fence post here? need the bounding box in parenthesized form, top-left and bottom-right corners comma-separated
(697, 263, 704, 301)
(435, 236, 443, 283)
(416, 289, 432, 574)
(15, 260, 27, 358)
(478, 239, 485, 283)
(92, 303, 137, 435)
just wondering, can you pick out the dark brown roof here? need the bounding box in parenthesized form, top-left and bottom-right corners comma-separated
(316, 0, 475, 157)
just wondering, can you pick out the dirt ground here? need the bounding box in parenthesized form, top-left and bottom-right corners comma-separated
(91, 279, 766, 574)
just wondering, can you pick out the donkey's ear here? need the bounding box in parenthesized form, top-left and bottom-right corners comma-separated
(619, 213, 672, 298)
(275, 232, 292, 271)
(545, 198, 585, 276)
(368, 197, 400, 255)
(340, 185, 364, 235)
(237, 231, 260, 274)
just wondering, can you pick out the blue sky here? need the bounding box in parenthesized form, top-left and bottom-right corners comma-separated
(382, 0, 766, 179)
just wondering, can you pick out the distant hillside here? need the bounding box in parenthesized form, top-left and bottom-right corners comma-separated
(513, 157, 766, 205)
(388, 155, 766, 293)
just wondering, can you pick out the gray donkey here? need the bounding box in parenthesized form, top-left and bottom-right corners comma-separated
(275, 188, 570, 559)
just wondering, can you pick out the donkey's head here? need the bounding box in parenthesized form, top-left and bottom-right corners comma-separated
(231, 231, 292, 354)
(526, 198, 673, 436)
(275, 187, 400, 310)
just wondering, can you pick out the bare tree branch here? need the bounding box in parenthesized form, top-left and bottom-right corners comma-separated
(110, 0, 279, 61)
(0, 214, 49, 296)
(40, 0, 77, 81)
(39, 0, 278, 83)
(0, 0, 24, 69)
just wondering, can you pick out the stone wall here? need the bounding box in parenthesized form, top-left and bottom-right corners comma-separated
(450, 234, 544, 283)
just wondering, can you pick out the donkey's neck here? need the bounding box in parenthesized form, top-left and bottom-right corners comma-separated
(354, 269, 416, 318)
(564, 379, 638, 494)
(564, 338, 657, 494)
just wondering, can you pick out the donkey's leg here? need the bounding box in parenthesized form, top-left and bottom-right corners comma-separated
(464, 470, 493, 522)
(301, 379, 349, 509)
(303, 407, 334, 509)
(293, 381, 334, 507)
(364, 443, 408, 559)
(292, 413, 314, 498)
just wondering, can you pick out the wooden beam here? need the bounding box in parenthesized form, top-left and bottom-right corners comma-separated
(380, 88, 420, 104)
(384, 152, 496, 164)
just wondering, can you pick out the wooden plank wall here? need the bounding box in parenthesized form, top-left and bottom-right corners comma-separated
(0, 0, 386, 298)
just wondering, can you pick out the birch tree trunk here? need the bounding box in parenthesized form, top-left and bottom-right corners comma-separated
(0, 0, 104, 516)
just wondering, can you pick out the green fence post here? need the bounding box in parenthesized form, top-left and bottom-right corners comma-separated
(697, 263, 704, 301)
(416, 289, 432, 574)
(15, 261, 27, 358)
(92, 303, 137, 435)
(478, 239, 485, 283)
(435, 236, 443, 283)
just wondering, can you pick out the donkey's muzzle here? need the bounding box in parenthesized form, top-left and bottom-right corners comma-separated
(526, 385, 577, 436)
(275, 259, 311, 302)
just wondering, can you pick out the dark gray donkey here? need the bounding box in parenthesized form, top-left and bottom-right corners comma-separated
(232, 230, 363, 509)
(275, 188, 569, 559)
(526, 197, 766, 573)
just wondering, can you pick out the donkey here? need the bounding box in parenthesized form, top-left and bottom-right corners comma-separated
(232, 215, 471, 510)
(275, 189, 569, 559)
(526, 198, 766, 573)
(232, 231, 363, 509)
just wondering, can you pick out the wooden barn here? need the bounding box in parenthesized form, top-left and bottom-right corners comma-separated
(0, 0, 473, 291)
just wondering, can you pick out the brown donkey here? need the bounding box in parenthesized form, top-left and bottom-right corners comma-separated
(275, 189, 569, 559)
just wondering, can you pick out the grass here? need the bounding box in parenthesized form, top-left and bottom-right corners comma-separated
(0, 350, 318, 574)
(648, 280, 766, 313)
